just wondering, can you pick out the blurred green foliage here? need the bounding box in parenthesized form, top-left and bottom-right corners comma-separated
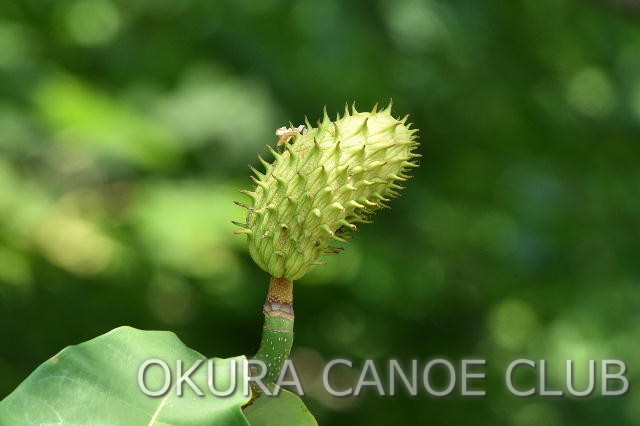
(1, 0, 639, 424)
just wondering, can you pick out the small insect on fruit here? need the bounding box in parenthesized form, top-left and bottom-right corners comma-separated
(276, 123, 307, 147)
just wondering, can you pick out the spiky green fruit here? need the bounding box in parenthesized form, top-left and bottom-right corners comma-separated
(235, 102, 420, 280)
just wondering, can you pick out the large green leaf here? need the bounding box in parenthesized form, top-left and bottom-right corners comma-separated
(0, 326, 251, 425)
(244, 389, 318, 426)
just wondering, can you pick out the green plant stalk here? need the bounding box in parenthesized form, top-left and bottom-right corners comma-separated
(252, 277, 294, 384)
(240, 102, 420, 388)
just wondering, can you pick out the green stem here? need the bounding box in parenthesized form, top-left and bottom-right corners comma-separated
(252, 277, 294, 384)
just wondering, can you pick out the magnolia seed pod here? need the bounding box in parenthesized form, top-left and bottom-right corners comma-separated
(234, 102, 420, 280)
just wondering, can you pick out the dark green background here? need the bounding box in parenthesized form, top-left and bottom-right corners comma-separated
(1, 0, 639, 424)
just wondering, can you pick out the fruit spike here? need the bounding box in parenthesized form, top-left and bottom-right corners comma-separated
(235, 101, 420, 280)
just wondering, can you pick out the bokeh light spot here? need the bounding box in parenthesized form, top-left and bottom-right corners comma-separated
(566, 67, 615, 118)
(489, 299, 538, 351)
(0, 23, 33, 69)
(64, 0, 121, 46)
(511, 403, 562, 426)
(0, 248, 32, 288)
(630, 79, 640, 122)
